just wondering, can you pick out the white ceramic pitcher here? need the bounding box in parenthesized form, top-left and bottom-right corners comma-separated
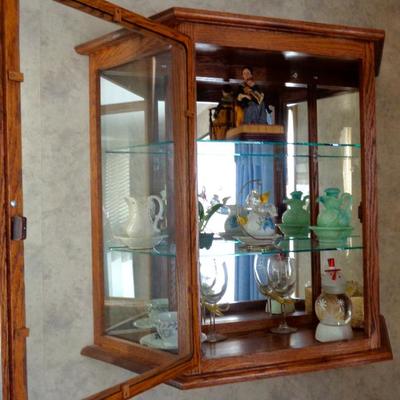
(125, 195, 164, 238)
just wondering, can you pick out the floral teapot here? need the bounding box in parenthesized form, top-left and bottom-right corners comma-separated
(242, 210, 276, 238)
(282, 191, 310, 226)
(125, 195, 164, 238)
(317, 188, 352, 227)
(238, 190, 277, 238)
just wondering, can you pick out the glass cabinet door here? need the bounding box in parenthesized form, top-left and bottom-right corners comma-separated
(58, 1, 197, 398)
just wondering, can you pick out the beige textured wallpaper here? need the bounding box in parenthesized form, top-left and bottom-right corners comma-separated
(20, 0, 399, 399)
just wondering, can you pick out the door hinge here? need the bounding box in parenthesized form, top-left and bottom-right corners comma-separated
(8, 70, 24, 82)
(11, 215, 27, 240)
(15, 327, 30, 338)
(113, 8, 122, 22)
(185, 110, 194, 118)
(121, 384, 130, 399)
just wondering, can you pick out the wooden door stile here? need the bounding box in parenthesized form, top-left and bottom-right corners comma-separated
(179, 21, 202, 372)
(0, 0, 28, 399)
(307, 82, 321, 316)
(169, 43, 196, 357)
(88, 56, 105, 344)
(359, 42, 380, 348)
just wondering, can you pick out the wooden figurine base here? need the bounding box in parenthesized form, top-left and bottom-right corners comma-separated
(225, 124, 285, 141)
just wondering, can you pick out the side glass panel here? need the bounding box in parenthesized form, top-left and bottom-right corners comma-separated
(99, 39, 186, 353)
(317, 89, 363, 327)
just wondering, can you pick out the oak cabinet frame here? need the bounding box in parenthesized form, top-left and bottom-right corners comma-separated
(1, 1, 392, 399)
(74, 7, 392, 393)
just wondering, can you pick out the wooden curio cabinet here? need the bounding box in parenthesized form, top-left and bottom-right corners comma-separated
(58, 2, 392, 398)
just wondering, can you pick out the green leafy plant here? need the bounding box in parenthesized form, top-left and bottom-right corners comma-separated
(198, 196, 229, 233)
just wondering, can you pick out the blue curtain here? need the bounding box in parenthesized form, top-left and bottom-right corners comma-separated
(234, 143, 275, 301)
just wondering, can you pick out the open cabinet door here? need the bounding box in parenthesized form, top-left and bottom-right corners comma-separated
(55, 1, 199, 399)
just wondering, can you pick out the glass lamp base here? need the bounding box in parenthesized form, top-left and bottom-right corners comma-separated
(270, 322, 297, 334)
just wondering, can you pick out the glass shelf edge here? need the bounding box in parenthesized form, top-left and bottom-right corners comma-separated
(107, 246, 176, 258)
(104, 140, 174, 154)
(197, 152, 359, 159)
(104, 139, 361, 154)
(107, 237, 363, 258)
(199, 244, 363, 257)
(198, 139, 361, 148)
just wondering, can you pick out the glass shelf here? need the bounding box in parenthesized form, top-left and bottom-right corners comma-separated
(107, 243, 176, 258)
(107, 236, 362, 258)
(199, 235, 362, 257)
(104, 139, 360, 157)
(198, 139, 361, 148)
(104, 140, 173, 154)
(197, 139, 360, 159)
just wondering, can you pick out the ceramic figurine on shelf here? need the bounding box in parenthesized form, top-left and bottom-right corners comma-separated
(223, 205, 242, 238)
(125, 195, 164, 237)
(236, 66, 271, 126)
(210, 84, 235, 140)
(278, 191, 310, 237)
(114, 194, 166, 249)
(310, 187, 353, 244)
(315, 258, 353, 342)
(282, 191, 310, 225)
(317, 187, 352, 227)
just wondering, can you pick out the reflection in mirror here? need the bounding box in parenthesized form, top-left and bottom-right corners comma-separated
(196, 47, 364, 337)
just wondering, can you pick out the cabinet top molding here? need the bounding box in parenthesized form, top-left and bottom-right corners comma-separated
(151, 7, 385, 75)
(77, 7, 384, 75)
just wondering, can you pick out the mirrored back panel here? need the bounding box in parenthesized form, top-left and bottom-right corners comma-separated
(195, 47, 363, 335)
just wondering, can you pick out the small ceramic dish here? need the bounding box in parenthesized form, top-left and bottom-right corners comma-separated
(277, 223, 309, 237)
(310, 226, 353, 244)
(232, 234, 280, 246)
(139, 332, 207, 350)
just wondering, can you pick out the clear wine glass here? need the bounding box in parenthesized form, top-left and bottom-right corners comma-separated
(254, 253, 297, 334)
(200, 259, 228, 343)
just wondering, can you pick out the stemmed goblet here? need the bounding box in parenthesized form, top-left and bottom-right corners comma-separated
(200, 259, 228, 343)
(254, 253, 297, 334)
